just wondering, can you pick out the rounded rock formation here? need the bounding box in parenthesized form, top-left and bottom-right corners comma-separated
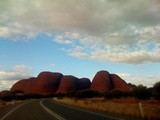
(10, 70, 131, 96)
(56, 75, 79, 94)
(10, 77, 37, 94)
(37, 72, 63, 95)
(11, 72, 63, 95)
(91, 70, 112, 92)
(110, 74, 131, 91)
(77, 78, 91, 90)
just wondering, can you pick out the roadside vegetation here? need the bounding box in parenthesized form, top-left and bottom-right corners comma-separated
(0, 99, 22, 108)
(0, 81, 160, 119)
(54, 97, 160, 120)
(54, 82, 160, 120)
(1, 82, 160, 101)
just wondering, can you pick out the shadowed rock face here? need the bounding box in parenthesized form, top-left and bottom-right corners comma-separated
(56, 75, 79, 94)
(91, 70, 112, 92)
(11, 72, 63, 95)
(110, 74, 131, 91)
(77, 78, 91, 90)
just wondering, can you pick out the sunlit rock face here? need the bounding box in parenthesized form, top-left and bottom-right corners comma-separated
(91, 70, 131, 92)
(10, 70, 131, 96)
(37, 72, 63, 95)
(10, 78, 35, 94)
(110, 74, 131, 92)
(91, 70, 112, 92)
(11, 72, 63, 95)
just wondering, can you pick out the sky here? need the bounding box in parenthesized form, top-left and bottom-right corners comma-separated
(0, 0, 160, 91)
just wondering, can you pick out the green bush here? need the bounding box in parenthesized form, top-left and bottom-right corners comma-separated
(132, 85, 152, 100)
(75, 89, 99, 98)
(0, 91, 14, 101)
(104, 89, 131, 99)
(153, 82, 160, 100)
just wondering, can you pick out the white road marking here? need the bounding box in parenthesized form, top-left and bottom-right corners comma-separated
(0, 100, 31, 120)
(40, 100, 65, 120)
(53, 100, 124, 120)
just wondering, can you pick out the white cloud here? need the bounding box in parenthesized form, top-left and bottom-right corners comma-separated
(54, 35, 73, 44)
(50, 64, 55, 68)
(1, 0, 159, 38)
(117, 73, 160, 87)
(0, 65, 32, 80)
(63, 31, 160, 64)
(0, 27, 9, 37)
(68, 46, 89, 59)
(0, 80, 18, 91)
(53, 32, 80, 45)
(1, 0, 160, 64)
(0, 65, 33, 91)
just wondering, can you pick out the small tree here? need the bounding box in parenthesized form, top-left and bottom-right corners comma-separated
(0, 90, 14, 101)
(75, 89, 99, 98)
(153, 82, 160, 100)
(104, 89, 131, 99)
(132, 85, 151, 100)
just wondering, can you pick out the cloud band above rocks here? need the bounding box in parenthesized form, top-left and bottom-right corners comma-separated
(0, 65, 33, 91)
(0, 0, 160, 64)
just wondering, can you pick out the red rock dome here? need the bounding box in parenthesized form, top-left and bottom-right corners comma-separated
(110, 74, 131, 91)
(11, 72, 63, 95)
(56, 75, 79, 94)
(91, 70, 112, 92)
(10, 77, 37, 94)
(77, 78, 91, 90)
(37, 72, 63, 95)
(10, 70, 131, 96)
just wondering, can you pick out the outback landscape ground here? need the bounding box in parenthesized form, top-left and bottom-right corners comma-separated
(1, 1, 160, 120)
(0, 97, 160, 120)
(0, 100, 22, 108)
(0, 70, 160, 120)
(54, 97, 160, 120)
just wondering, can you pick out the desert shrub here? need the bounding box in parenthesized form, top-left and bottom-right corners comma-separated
(0, 95, 13, 101)
(104, 89, 130, 99)
(0, 91, 14, 101)
(75, 89, 99, 98)
(153, 81, 160, 100)
(55, 93, 66, 97)
(11, 90, 27, 100)
(66, 91, 76, 98)
(132, 85, 151, 100)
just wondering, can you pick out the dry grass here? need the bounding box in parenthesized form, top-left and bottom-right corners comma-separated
(53, 97, 160, 120)
(0, 100, 3, 108)
(0, 100, 22, 108)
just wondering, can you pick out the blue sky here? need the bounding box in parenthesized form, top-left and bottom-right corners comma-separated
(0, 0, 160, 91)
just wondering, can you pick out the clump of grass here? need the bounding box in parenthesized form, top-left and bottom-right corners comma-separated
(53, 97, 160, 120)
(0, 100, 23, 109)
(0, 100, 5, 108)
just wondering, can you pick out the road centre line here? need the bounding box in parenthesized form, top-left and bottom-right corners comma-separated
(40, 100, 65, 120)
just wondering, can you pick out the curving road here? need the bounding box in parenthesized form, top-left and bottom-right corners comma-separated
(0, 99, 124, 120)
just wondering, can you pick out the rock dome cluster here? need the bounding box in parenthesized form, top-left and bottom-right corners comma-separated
(8, 70, 131, 96)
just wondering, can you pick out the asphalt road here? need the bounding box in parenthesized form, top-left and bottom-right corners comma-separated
(0, 99, 124, 120)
